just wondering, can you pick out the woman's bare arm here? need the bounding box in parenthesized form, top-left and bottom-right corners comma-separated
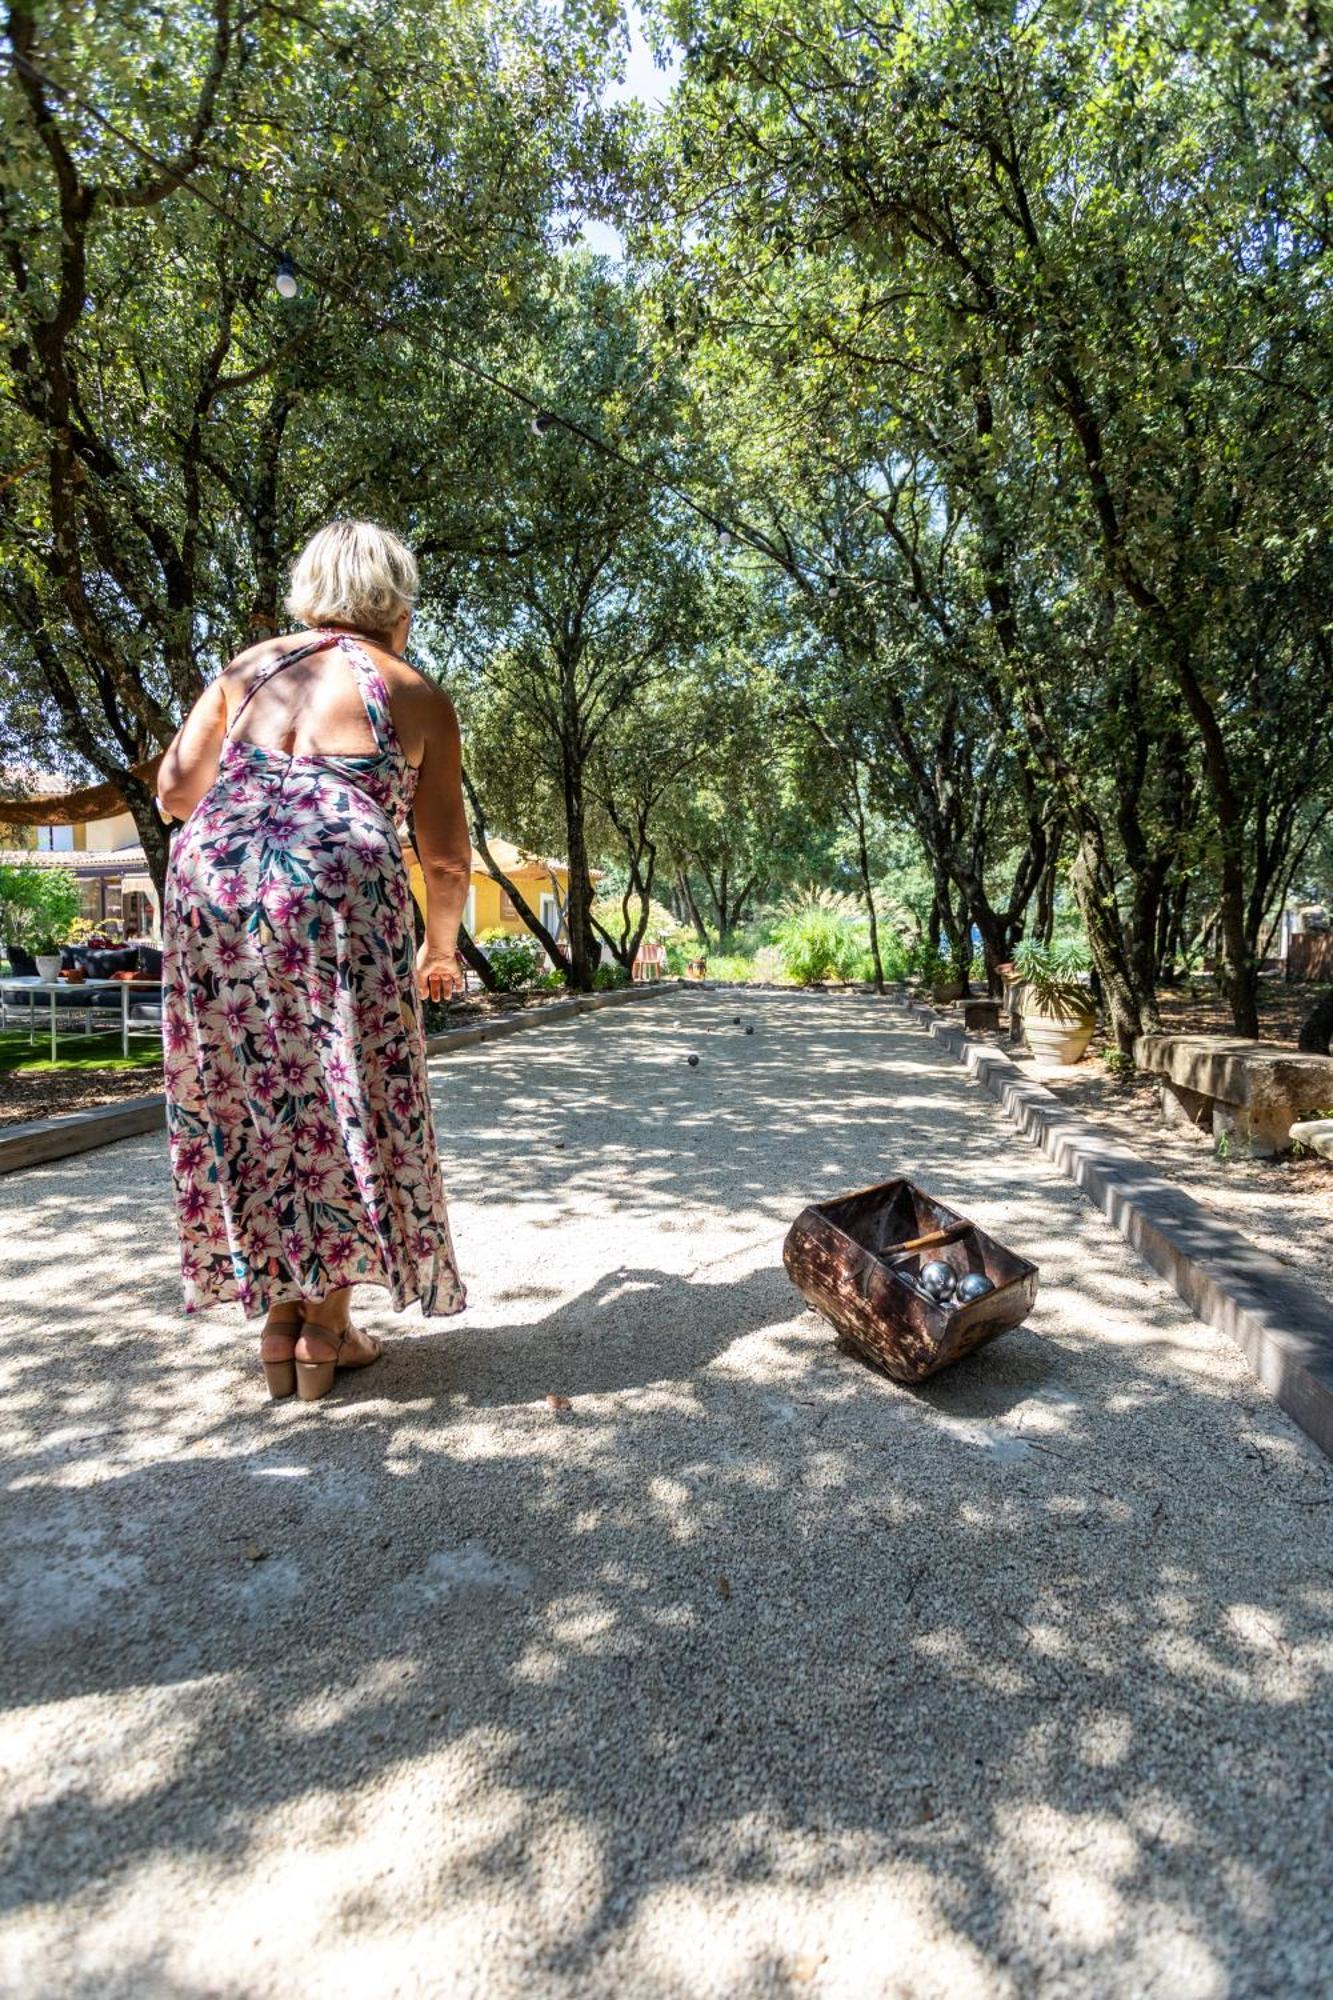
(410, 685, 472, 1000)
(156, 679, 229, 821)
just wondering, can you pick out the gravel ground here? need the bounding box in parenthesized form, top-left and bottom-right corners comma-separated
(0, 989, 556, 1127)
(1, 992, 1331, 2000)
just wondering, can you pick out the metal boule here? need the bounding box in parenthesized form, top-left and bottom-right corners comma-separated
(918, 1260, 957, 1301)
(954, 1271, 995, 1304)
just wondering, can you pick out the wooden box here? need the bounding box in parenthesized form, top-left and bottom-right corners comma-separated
(783, 1177, 1038, 1383)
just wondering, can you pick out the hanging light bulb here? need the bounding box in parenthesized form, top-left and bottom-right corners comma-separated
(530, 411, 555, 436)
(275, 252, 298, 299)
(717, 525, 733, 551)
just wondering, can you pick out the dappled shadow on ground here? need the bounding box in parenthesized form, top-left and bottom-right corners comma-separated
(1, 994, 1331, 1999)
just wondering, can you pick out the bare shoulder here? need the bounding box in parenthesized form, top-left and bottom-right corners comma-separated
(380, 654, 459, 730)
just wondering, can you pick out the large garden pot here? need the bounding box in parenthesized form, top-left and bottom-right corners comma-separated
(1022, 991, 1095, 1066)
(35, 952, 62, 982)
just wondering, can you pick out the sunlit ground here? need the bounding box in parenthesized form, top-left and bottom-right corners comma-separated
(1, 993, 1330, 1999)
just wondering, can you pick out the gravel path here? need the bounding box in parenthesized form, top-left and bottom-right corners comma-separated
(2, 993, 1331, 2000)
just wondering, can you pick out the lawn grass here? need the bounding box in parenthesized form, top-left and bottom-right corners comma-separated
(0, 1028, 162, 1075)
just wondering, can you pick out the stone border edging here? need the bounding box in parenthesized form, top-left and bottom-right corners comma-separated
(899, 995, 1333, 1462)
(0, 1093, 167, 1174)
(0, 981, 686, 1176)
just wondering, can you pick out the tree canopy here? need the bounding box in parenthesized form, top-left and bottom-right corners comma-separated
(2, 0, 1331, 1018)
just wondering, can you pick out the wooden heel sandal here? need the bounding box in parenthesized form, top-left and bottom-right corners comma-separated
(293, 1324, 382, 1403)
(259, 1334, 298, 1400)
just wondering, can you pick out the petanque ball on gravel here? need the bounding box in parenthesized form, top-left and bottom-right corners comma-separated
(918, 1260, 957, 1301)
(954, 1271, 995, 1304)
(733, 1016, 741, 1025)
(745, 1025, 754, 1035)
(687, 1053, 699, 1066)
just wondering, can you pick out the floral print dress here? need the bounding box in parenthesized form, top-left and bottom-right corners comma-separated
(162, 631, 466, 1322)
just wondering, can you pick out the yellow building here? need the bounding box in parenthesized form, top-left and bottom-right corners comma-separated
(2, 765, 575, 952)
(405, 836, 571, 945)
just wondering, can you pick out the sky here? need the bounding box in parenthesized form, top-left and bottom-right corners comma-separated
(579, 7, 681, 259)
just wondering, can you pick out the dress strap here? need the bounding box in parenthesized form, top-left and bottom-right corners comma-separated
(225, 636, 334, 738)
(314, 630, 395, 757)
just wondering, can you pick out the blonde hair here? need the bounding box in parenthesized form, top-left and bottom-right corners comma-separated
(285, 519, 418, 639)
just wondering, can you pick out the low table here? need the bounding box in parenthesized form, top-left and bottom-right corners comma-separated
(0, 977, 164, 1063)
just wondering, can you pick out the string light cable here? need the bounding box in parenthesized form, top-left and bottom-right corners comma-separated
(4, 39, 854, 595)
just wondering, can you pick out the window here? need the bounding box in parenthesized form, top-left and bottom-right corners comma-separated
(36, 824, 74, 851)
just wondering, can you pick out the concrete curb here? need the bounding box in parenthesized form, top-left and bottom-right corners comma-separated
(898, 995, 1333, 1463)
(0, 982, 686, 1173)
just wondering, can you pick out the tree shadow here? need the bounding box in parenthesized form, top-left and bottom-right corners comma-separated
(1, 993, 1330, 1998)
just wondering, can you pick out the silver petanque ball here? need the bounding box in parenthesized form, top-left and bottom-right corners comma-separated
(918, 1260, 957, 1301)
(954, 1271, 995, 1304)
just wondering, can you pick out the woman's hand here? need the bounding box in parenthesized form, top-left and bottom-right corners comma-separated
(417, 942, 466, 1003)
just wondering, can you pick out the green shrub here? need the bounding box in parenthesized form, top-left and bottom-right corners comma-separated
(708, 952, 761, 983)
(872, 930, 914, 982)
(593, 962, 630, 990)
(479, 929, 543, 991)
(0, 861, 81, 953)
(773, 894, 868, 985)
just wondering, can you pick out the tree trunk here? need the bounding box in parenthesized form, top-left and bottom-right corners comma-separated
(674, 868, 711, 950)
(124, 779, 172, 911)
(1216, 848, 1259, 1036)
(857, 847, 885, 992)
(1070, 834, 1143, 1053)
(560, 757, 596, 991)
(457, 923, 498, 991)
(1033, 828, 1060, 947)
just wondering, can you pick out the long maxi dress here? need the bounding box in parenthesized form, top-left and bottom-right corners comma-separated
(162, 631, 466, 1321)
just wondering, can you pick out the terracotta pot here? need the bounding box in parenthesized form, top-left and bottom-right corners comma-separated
(62, 966, 87, 984)
(1022, 992, 1095, 1065)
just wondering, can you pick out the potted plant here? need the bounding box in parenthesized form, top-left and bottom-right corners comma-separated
(0, 861, 81, 983)
(1011, 937, 1096, 1065)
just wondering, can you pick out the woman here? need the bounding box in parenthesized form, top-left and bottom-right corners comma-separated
(156, 520, 471, 1400)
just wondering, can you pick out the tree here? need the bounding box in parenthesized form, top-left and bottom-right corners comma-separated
(642, 0, 1333, 1038)
(438, 260, 717, 988)
(0, 0, 619, 897)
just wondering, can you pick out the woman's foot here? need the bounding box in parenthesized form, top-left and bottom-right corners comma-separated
(293, 1320, 382, 1402)
(259, 1303, 302, 1400)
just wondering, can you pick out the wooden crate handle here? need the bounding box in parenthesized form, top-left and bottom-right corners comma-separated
(884, 1221, 971, 1261)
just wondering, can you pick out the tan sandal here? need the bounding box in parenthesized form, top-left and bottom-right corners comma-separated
(260, 1331, 298, 1401)
(293, 1323, 382, 1402)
